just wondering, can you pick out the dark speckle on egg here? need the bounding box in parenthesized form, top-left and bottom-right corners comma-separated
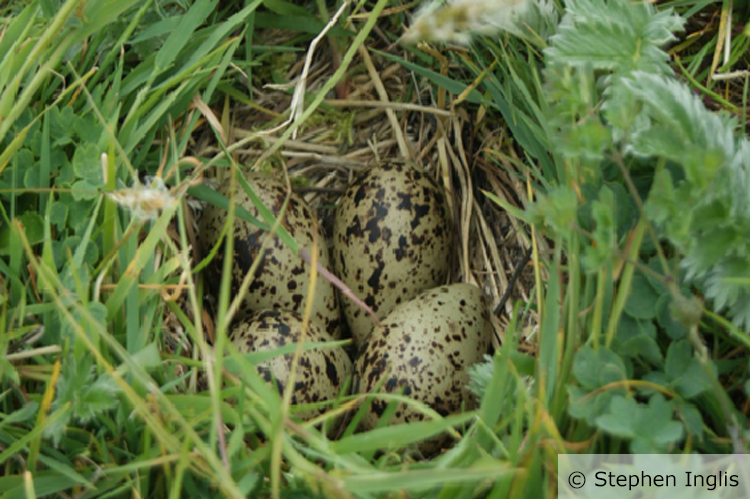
(231, 309, 352, 421)
(353, 283, 492, 448)
(198, 172, 341, 338)
(333, 162, 452, 347)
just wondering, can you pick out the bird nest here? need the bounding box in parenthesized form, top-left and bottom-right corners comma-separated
(163, 9, 542, 388)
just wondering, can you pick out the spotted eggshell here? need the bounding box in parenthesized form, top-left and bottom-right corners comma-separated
(199, 172, 341, 338)
(333, 162, 451, 347)
(354, 283, 492, 434)
(231, 309, 352, 420)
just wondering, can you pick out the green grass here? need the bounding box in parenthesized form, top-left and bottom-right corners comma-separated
(2, 0, 750, 497)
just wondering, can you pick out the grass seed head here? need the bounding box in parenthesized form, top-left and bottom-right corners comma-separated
(107, 176, 178, 222)
(401, 0, 535, 45)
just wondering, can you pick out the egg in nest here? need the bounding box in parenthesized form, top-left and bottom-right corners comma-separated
(333, 162, 452, 347)
(199, 171, 341, 338)
(231, 309, 352, 420)
(353, 283, 492, 441)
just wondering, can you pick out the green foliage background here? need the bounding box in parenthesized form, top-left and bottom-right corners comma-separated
(2, 0, 750, 498)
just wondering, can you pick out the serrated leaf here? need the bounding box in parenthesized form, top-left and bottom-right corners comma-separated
(546, 0, 683, 74)
(74, 374, 120, 422)
(529, 186, 578, 235)
(623, 73, 736, 190)
(582, 186, 617, 272)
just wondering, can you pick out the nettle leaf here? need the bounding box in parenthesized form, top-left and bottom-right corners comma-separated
(596, 394, 684, 452)
(624, 272, 659, 320)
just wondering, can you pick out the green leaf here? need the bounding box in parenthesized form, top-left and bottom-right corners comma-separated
(155, 0, 216, 71)
(528, 186, 578, 235)
(595, 393, 684, 452)
(49, 106, 77, 147)
(330, 413, 475, 454)
(18, 212, 44, 246)
(616, 315, 663, 367)
(49, 201, 68, 230)
(624, 272, 659, 319)
(568, 346, 629, 423)
(663, 340, 713, 399)
(188, 183, 269, 230)
(261, 0, 314, 17)
(546, 0, 683, 74)
(568, 385, 616, 423)
(572, 345, 628, 391)
(71, 143, 104, 186)
(582, 186, 617, 272)
(656, 294, 687, 339)
(0, 401, 39, 431)
(376, 50, 486, 106)
(675, 402, 704, 439)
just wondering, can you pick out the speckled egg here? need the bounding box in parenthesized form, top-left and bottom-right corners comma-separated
(354, 283, 492, 435)
(333, 162, 452, 347)
(199, 172, 341, 338)
(231, 309, 352, 420)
